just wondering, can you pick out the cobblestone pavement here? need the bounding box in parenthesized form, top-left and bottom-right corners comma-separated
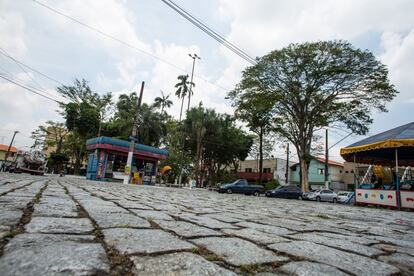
(0, 173, 413, 275)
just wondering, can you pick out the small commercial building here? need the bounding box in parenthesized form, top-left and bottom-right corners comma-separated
(85, 136, 168, 184)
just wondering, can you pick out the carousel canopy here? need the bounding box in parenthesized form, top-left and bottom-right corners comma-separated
(340, 122, 414, 166)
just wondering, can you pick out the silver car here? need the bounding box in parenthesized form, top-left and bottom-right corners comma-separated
(308, 189, 338, 203)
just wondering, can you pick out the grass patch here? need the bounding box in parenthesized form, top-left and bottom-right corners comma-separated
(239, 264, 265, 274)
(316, 214, 331, 220)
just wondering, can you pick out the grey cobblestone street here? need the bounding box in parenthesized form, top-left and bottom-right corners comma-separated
(0, 173, 413, 275)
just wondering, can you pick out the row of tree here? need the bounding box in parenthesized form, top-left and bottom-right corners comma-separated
(32, 40, 397, 190)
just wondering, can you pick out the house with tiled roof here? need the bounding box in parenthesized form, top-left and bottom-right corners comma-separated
(0, 144, 18, 161)
(290, 157, 346, 190)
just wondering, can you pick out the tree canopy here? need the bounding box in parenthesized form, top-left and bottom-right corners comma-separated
(230, 40, 397, 191)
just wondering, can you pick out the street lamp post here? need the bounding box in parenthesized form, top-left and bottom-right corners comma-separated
(187, 53, 200, 111)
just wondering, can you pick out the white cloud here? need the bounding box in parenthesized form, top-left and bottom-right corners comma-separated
(0, 3, 27, 57)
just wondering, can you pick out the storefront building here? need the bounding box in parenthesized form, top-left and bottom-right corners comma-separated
(85, 136, 168, 184)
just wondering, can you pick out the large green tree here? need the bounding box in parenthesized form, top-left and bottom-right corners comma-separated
(230, 40, 397, 192)
(228, 91, 275, 184)
(57, 79, 112, 174)
(103, 92, 167, 147)
(31, 120, 68, 153)
(182, 105, 253, 186)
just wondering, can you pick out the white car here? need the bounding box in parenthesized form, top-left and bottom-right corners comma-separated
(307, 189, 338, 203)
(337, 191, 354, 204)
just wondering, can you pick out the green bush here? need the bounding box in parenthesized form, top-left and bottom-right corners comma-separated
(265, 179, 280, 190)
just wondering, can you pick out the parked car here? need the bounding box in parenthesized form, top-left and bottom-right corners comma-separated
(307, 189, 338, 203)
(265, 185, 303, 200)
(217, 179, 264, 196)
(337, 191, 355, 204)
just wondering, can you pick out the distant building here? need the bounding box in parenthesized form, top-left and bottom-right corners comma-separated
(0, 144, 17, 161)
(290, 157, 345, 190)
(342, 162, 370, 189)
(228, 158, 296, 185)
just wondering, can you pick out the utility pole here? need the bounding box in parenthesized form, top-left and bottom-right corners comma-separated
(285, 143, 289, 185)
(5, 131, 18, 161)
(187, 53, 200, 111)
(123, 82, 145, 185)
(325, 128, 329, 189)
(177, 53, 200, 188)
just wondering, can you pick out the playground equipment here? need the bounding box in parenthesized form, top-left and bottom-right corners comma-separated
(341, 122, 414, 210)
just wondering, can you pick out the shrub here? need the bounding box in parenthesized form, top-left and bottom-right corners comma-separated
(265, 179, 280, 190)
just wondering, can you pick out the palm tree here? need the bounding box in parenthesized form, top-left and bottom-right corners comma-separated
(153, 90, 173, 114)
(175, 74, 192, 121)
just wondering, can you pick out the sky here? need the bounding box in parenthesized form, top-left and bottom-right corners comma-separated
(0, 0, 413, 162)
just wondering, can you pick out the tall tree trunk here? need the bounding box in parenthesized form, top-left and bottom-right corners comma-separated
(258, 129, 263, 185)
(299, 157, 309, 192)
(179, 97, 185, 122)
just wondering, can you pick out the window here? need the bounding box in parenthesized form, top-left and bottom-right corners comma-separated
(339, 170, 342, 173)
(263, 168, 271, 173)
(245, 168, 252, 173)
(345, 171, 349, 173)
(317, 168, 325, 175)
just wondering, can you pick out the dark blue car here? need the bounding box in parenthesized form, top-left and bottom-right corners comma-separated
(217, 179, 264, 196)
(265, 185, 303, 200)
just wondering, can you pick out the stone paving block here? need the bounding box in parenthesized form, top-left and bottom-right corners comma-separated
(4, 233, 96, 253)
(25, 217, 94, 234)
(236, 221, 293, 235)
(223, 228, 289, 245)
(192, 237, 288, 266)
(291, 233, 383, 257)
(279, 261, 350, 276)
(155, 219, 222, 238)
(373, 243, 414, 257)
(268, 241, 399, 275)
(32, 197, 78, 218)
(0, 241, 109, 275)
(315, 231, 379, 245)
(180, 214, 239, 229)
(131, 210, 174, 221)
(114, 200, 153, 210)
(131, 252, 236, 276)
(202, 213, 241, 223)
(378, 253, 414, 275)
(0, 209, 23, 226)
(103, 228, 195, 254)
(92, 212, 151, 228)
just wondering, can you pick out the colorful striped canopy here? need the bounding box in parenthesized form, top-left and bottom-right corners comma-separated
(340, 122, 414, 166)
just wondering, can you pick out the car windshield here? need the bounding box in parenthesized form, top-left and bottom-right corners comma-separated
(338, 192, 348, 196)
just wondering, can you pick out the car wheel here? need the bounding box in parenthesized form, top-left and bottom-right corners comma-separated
(316, 196, 321, 202)
(333, 198, 337, 203)
(227, 189, 233, 194)
(253, 191, 259, 197)
(298, 195, 303, 200)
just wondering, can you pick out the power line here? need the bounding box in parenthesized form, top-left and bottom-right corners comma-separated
(0, 48, 45, 91)
(31, 0, 231, 92)
(161, 0, 256, 65)
(0, 70, 68, 103)
(0, 49, 68, 103)
(0, 73, 63, 104)
(0, 48, 65, 86)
